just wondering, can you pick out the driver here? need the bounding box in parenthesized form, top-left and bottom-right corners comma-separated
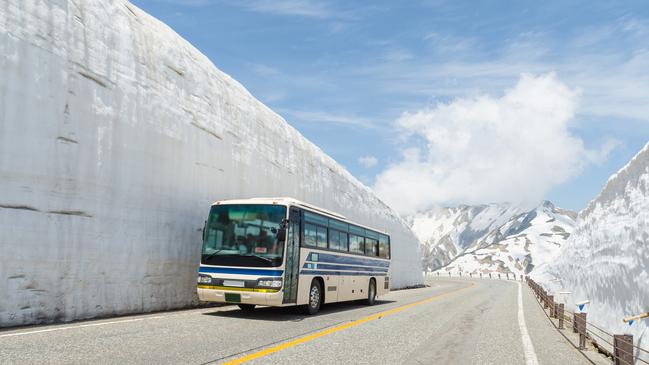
(258, 230, 273, 249)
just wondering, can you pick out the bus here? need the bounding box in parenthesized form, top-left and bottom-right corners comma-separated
(197, 198, 391, 314)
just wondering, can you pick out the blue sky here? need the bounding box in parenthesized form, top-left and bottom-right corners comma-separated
(133, 0, 649, 213)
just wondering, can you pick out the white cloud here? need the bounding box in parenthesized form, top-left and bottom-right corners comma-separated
(278, 108, 376, 129)
(374, 73, 613, 215)
(353, 20, 649, 123)
(242, 0, 332, 18)
(358, 155, 378, 168)
(162, 0, 337, 18)
(249, 63, 281, 77)
(382, 49, 415, 62)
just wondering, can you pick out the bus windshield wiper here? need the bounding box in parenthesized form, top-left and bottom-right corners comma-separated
(203, 249, 228, 262)
(241, 254, 274, 264)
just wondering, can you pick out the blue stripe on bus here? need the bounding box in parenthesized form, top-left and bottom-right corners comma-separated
(300, 270, 387, 277)
(302, 263, 389, 272)
(306, 252, 390, 268)
(199, 267, 284, 277)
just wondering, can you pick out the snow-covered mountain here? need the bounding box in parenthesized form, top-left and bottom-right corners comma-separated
(534, 142, 649, 356)
(411, 201, 577, 276)
(410, 204, 524, 270)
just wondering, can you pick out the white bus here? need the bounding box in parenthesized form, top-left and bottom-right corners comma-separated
(197, 198, 391, 314)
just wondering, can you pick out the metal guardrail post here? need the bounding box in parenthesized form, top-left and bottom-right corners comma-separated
(613, 334, 633, 365)
(558, 303, 564, 329)
(575, 313, 587, 349)
(548, 295, 554, 316)
(543, 291, 549, 309)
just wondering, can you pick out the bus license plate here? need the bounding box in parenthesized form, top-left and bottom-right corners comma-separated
(223, 280, 245, 287)
(225, 293, 241, 303)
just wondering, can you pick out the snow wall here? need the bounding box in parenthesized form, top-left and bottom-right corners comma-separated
(533, 142, 649, 358)
(0, 0, 423, 327)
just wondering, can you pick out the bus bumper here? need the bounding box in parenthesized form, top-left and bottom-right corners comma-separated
(197, 286, 284, 306)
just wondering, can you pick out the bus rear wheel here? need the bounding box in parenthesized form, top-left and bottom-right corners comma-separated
(305, 280, 322, 315)
(365, 279, 376, 306)
(238, 304, 256, 311)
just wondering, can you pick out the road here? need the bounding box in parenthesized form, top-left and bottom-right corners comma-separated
(0, 278, 608, 364)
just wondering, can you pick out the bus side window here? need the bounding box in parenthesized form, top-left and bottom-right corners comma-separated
(379, 234, 390, 258)
(328, 229, 339, 250)
(349, 234, 364, 254)
(339, 232, 349, 252)
(365, 238, 378, 256)
(304, 223, 317, 247)
(316, 226, 327, 248)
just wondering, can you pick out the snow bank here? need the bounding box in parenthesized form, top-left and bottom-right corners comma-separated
(533, 142, 649, 358)
(0, 0, 422, 326)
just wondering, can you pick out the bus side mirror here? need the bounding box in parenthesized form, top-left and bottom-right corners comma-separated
(277, 227, 287, 242)
(202, 220, 207, 242)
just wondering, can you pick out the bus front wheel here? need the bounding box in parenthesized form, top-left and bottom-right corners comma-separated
(305, 279, 322, 315)
(366, 279, 376, 306)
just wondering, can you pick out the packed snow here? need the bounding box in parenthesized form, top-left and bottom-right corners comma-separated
(533, 142, 649, 359)
(0, 0, 422, 326)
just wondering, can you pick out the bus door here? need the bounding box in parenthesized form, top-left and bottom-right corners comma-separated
(283, 208, 301, 304)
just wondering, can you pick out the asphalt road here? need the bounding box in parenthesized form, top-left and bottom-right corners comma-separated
(0, 278, 609, 365)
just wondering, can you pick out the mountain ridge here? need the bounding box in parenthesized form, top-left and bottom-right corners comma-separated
(410, 200, 577, 275)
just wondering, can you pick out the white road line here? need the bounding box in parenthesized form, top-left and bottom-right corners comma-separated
(0, 316, 166, 338)
(518, 282, 540, 365)
(0, 307, 221, 338)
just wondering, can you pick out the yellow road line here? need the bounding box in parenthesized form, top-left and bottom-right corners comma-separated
(222, 282, 475, 365)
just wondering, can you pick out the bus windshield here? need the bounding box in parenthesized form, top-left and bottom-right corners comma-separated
(202, 204, 287, 267)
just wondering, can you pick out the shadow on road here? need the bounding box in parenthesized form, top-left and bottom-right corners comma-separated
(202, 299, 396, 322)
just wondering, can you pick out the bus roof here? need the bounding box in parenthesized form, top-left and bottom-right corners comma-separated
(210, 197, 389, 236)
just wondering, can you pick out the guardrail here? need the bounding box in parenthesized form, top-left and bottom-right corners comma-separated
(527, 278, 649, 365)
(427, 270, 526, 281)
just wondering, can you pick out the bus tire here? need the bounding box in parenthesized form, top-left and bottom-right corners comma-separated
(365, 279, 376, 306)
(238, 304, 256, 311)
(305, 279, 322, 315)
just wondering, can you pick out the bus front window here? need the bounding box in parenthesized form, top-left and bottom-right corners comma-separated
(202, 204, 287, 267)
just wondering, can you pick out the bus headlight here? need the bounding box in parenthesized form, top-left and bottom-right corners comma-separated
(257, 277, 283, 289)
(197, 274, 212, 284)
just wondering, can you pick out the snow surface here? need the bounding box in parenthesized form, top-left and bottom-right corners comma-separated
(411, 203, 525, 270)
(534, 142, 649, 358)
(410, 202, 575, 275)
(440, 201, 576, 276)
(0, 0, 422, 326)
